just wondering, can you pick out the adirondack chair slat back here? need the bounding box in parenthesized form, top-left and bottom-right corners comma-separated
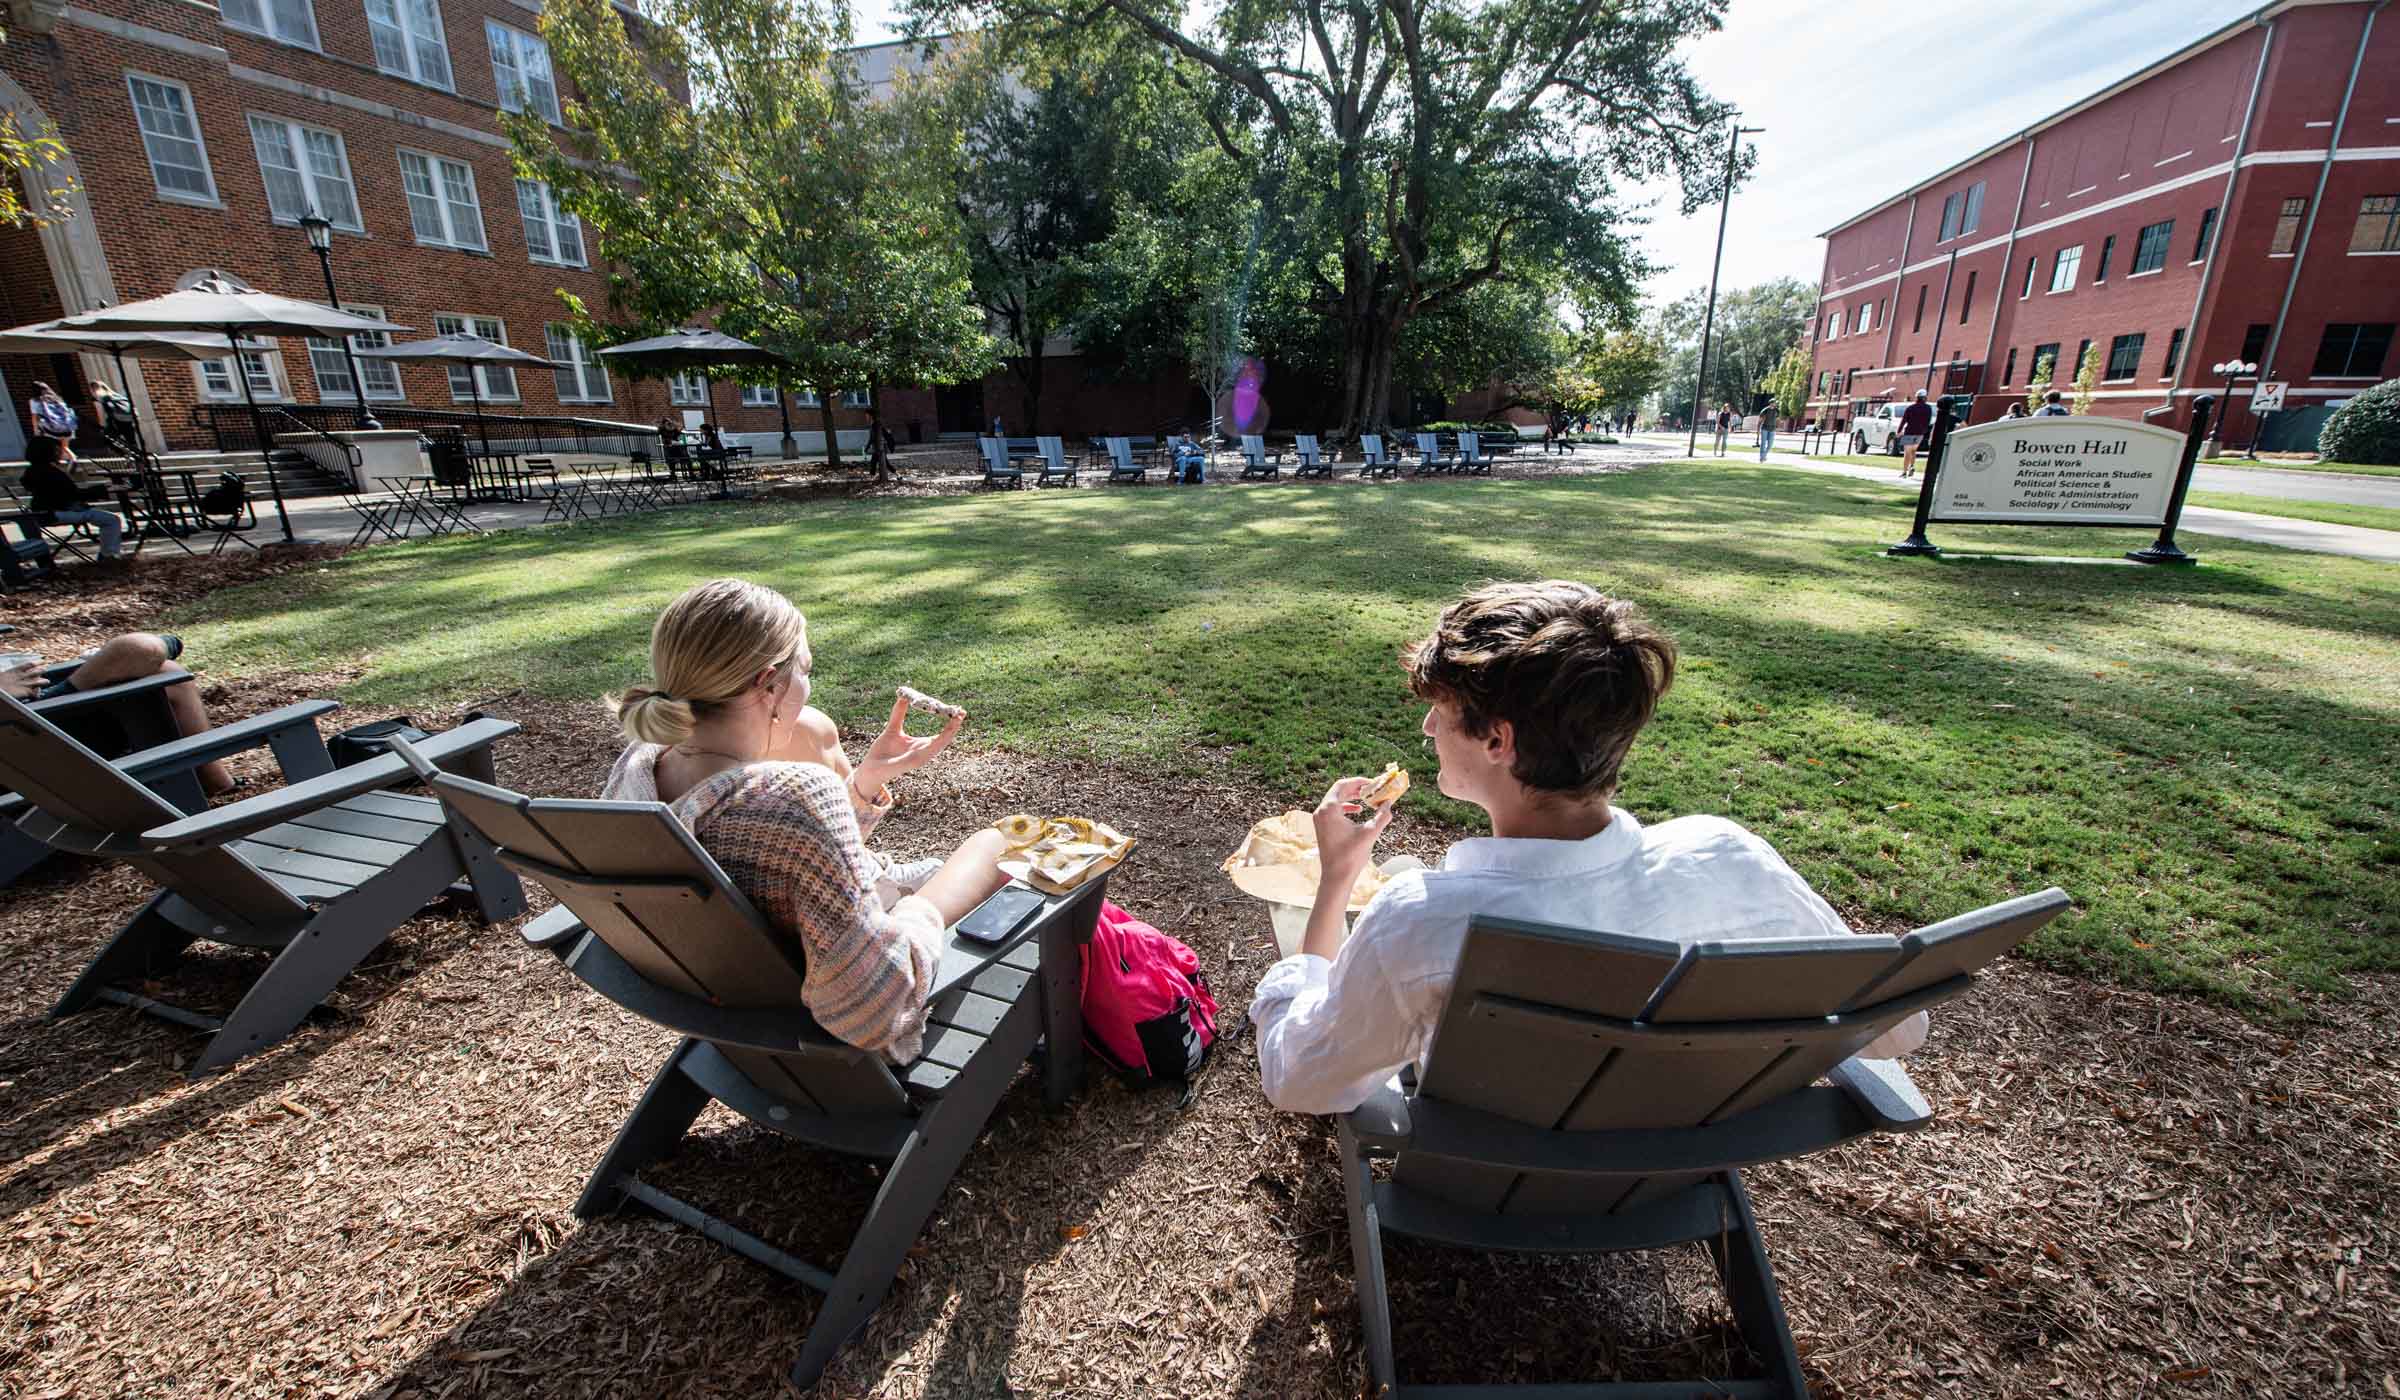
(1460, 432, 1481, 458)
(1241, 435, 1265, 464)
(426, 772, 911, 1112)
(1105, 437, 1134, 470)
(0, 692, 302, 929)
(1361, 434, 1385, 463)
(1296, 434, 1321, 464)
(1036, 436, 1067, 471)
(978, 438, 1005, 471)
(1416, 433, 1440, 456)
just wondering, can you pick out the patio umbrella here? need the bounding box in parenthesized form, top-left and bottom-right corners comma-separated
(55, 270, 409, 543)
(355, 332, 555, 456)
(599, 327, 797, 458)
(0, 320, 244, 451)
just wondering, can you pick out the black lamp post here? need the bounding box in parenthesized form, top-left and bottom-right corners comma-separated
(2210, 357, 2256, 458)
(299, 208, 380, 430)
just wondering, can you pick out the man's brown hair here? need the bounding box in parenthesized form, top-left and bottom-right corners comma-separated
(1402, 581, 1676, 801)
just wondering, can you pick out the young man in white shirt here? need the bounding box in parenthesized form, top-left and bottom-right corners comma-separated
(1248, 580, 1924, 1115)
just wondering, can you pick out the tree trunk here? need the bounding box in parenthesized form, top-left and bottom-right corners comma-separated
(818, 389, 842, 472)
(1335, 309, 1401, 438)
(866, 380, 893, 480)
(1018, 343, 1047, 439)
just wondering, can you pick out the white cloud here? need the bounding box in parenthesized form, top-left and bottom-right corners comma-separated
(1623, 0, 2262, 303)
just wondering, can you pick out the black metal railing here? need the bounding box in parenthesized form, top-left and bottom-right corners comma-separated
(192, 403, 663, 458)
(258, 406, 363, 484)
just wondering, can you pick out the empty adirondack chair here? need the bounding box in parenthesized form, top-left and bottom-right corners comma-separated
(1237, 435, 1282, 480)
(1456, 431, 1494, 475)
(1412, 431, 1458, 475)
(977, 437, 1024, 489)
(1358, 434, 1400, 480)
(0, 663, 202, 889)
(1034, 435, 1078, 487)
(0, 692, 524, 1073)
(1292, 434, 1332, 479)
(411, 761, 1113, 1389)
(1340, 888, 2070, 1397)
(1103, 436, 1150, 484)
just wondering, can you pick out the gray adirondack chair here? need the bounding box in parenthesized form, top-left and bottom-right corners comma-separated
(1292, 434, 1332, 479)
(1340, 888, 2070, 1397)
(1034, 434, 1078, 487)
(411, 763, 1111, 1389)
(977, 437, 1023, 489)
(0, 663, 201, 889)
(1238, 435, 1282, 480)
(1412, 431, 1458, 475)
(1456, 430, 1494, 475)
(1359, 434, 1399, 479)
(1103, 436, 1150, 484)
(0, 691, 525, 1073)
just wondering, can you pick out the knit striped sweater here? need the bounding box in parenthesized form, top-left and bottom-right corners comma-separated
(603, 744, 944, 1063)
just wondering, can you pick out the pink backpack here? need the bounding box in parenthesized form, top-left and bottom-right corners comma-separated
(1080, 900, 1218, 1092)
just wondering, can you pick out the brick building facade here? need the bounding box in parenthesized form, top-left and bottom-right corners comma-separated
(1808, 0, 2398, 445)
(0, 0, 923, 457)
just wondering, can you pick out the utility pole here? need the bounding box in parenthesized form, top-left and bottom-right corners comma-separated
(1686, 122, 1765, 457)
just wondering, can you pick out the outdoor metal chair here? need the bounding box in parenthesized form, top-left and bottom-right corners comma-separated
(1456, 431, 1495, 475)
(338, 487, 404, 546)
(1292, 434, 1332, 479)
(411, 764, 1110, 1389)
(0, 692, 525, 1073)
(1238, 435, 1282, 480)
(978, 437, 1025, 489)
(1339, 889, 2070, 1397)
(1358, 434, 1400, 480)
(1034, 434, 1078, 487)
(1103, 436, 1150, 484)
(1411, 431, 1459, 475)
(193, 478, 261, 555)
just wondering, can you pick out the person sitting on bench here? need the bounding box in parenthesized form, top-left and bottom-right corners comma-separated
(0, 631, 233, 794)
(601, 578, 1010, 1061)
(1248, 580, 1925, 1114)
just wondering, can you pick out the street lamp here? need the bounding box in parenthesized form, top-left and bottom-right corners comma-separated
(298, 208, 380, 430)
(2210, 358, 2257, 458)
(1685, 121, 1765, 459)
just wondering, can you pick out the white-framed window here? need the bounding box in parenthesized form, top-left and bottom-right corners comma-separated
(741, 383, 778, 407)
(668, 372, 707, 405)
(1825, 310, 1842, 340)
(126, 75, 218, 204)
(843, 388, 869, 408)
(546, 325, 611, 404)
(1855, 301, 1874, 335)
(306, 305, 404, 403)
(486, 21, 561, 124)
(246, 114, 361, 230)
(220, 0, 320, 47)
(2048, 244, 2082, 293)
(196, 340, 291, 401)
(433, 314, 516, 400)
(793, 388, 822, 407)
(514, 178, 584, 267)
(397, 149, 486, 251)
(364, 0, 451, 89)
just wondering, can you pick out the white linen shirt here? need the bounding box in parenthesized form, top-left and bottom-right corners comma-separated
(1246, 808, 1929, 1115)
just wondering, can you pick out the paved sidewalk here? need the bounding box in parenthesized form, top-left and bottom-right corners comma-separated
(1690, 444, 2400, 565)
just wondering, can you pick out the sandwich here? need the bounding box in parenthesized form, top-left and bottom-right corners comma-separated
(1360, 763, 1410, 809)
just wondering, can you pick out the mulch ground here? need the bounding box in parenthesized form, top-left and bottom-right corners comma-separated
(0, 551, 2393, 1399)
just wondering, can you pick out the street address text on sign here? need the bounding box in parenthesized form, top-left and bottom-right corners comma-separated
(1930, 416, 2186, 527)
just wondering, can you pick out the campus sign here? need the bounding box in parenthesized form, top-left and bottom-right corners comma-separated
(1928, 417, 2187, 527)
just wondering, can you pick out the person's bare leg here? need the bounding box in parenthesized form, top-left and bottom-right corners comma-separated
(910, 827, 1012, 926)
(69, 634, 232, 792)
(1901, 444, 1918, 477)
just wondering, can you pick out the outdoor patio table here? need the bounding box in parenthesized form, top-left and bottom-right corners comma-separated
(377, 475, 483, 536)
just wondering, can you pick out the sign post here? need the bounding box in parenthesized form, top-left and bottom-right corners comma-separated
(2125, 394, 2214, 566)
(1885, 396, 2214, 564)
(1885, 400, 1955, 557)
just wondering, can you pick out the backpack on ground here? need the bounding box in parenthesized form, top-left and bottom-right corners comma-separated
(198, 471, 247, 518)
(1079, 899, 1218, 1097)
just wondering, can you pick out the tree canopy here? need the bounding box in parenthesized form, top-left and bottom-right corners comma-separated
(1655, 276, 1813, 422)
(515, 0, 995, 471)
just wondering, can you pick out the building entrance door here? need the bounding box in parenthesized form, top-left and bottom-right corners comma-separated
(0, 369, 25, 463)
(934, 380, 983, 436)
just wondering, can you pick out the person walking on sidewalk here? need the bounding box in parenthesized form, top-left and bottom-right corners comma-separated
(1712, 404, 1732, 456)
(1756, 403, 1779, 461)
(1897, 391, 1933, 479)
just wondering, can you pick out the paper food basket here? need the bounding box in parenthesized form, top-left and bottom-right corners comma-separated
(1232, 856, 1426, 958)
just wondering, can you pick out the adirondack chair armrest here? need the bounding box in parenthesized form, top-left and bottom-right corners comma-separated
(1824, 1054, 1934, 1131)
(138, 716, 520, 851)
(521, 903, 585, 949)
(28, 667, 192, 719)
(115, 699, 342, 782)
(1344, 1081, 1414, 1155)
(1385, 1080, 1920, 1178)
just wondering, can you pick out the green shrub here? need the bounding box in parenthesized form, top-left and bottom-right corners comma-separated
(1416, 419, 1520, 434)
(2316, 378, 2400, 466)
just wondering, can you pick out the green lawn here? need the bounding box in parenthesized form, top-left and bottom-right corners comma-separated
(174, 467, 2400, 1010)
(2203, 456, 2400, 479)
(2184, 490, 2400, 533)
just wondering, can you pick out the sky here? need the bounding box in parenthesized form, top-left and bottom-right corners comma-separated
(850, 0, 2268, 307)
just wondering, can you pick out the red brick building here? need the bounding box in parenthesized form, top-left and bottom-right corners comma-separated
(1808, 0, 2398, 448)
(0, 0, 921, 458)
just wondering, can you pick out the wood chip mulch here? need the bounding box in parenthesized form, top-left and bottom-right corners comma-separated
(0, 554, 2392, 1399)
